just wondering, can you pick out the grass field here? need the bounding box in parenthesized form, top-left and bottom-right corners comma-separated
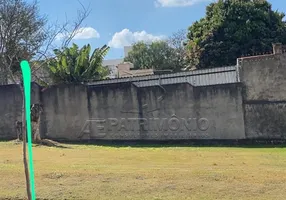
(1, 141, 286, 200)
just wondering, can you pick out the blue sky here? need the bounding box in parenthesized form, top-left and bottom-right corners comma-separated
(32, 0, 285, 60)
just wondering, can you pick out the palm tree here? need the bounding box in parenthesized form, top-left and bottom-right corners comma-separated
(48, 43, 110, 83)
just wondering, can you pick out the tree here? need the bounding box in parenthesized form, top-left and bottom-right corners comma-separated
(124, 32, 189, 73)
(0, 1, 47, 199)
(186, 0, 286, 69)
(0, 0, 47, 85)
(167, 29, 191, 70)
(0, 1, 91, 199)
(47, 43, 110, 83)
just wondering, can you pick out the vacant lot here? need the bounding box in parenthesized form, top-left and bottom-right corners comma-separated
(1, 141, 286, 200)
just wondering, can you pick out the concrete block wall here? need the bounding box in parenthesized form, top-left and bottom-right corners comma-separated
(239, 44, 286, 139)
(37, 82, 245, 141)
(40, 84, 89, 140)
(136, 83, 245, 140)
(0, 83, 41, 139)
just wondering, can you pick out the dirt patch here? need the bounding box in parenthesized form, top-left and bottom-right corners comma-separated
(42, 172, 66, 179)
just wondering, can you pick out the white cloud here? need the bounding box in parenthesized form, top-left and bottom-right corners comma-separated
(55, 27, 100, 40)
(108, 29, 166, 48)
(155, 0, 210, 7)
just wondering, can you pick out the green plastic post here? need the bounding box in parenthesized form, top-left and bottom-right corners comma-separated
(20, 60, 36, 200)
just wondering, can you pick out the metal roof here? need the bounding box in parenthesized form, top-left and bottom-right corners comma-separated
(87, 65, 240, 88)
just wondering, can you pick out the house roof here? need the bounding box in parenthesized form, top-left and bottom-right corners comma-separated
(119, 69, 154, 78)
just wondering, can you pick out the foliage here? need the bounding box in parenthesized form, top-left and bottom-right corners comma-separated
(0, 0, 47, 84)
(186, 0, 286, 69)
(168, 29, 190, 70)
(48, 43, 110, 83)
(124, 38, 188, 73)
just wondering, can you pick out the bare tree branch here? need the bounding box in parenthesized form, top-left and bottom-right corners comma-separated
(30, 1, 91, 85)
(61, 1, 91, 48)
(0, 0, 91, 86)
(0, 2, 91, 200)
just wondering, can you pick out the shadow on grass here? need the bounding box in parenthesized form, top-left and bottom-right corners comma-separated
(52, 139, 286, 149)
(1, 139, 72, 149)
(33, 143, 71, 149)
(2, 139, 286, 148)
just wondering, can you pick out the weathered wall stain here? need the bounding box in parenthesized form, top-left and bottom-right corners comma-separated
(34, 82, 245, 140)
(239, 49, 286, 139)
(244, 103, 286, 138)
(0, 83, 40, 139)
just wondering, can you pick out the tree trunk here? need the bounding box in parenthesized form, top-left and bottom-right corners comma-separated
(16, 102, 63, 148)
(31, 104, 42, 143)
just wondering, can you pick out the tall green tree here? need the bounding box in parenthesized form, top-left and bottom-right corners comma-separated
(186, 0, 286, 69)
(124, 38, 188, 73)
(48, 43, 110, 83)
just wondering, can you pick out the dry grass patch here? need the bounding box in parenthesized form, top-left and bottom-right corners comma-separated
(1, 141, 286, 199)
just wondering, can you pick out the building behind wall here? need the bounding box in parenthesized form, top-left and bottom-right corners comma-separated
(103, 46, 132, 79)
(117, 62, 154, 78)
(102, 58, 123, 79)
(103, 46, 156, 79)
(124, 46, 132, 57)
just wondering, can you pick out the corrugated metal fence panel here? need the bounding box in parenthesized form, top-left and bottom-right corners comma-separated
(191, 71, 237, 86)
(131, 71, 238, 88)
(133, 80, 160, 87)
(87, 65, 239, 87)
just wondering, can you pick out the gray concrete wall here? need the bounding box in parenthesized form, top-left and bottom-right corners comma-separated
(244, 103, 286, 139)
(239, 54, 286, 101)
(134, 83, 245, 140)
(0, 83, 41, 139)
(81, 83, 141, 140)
(40, 84, 89, 140)
(239, 52, 286, 139)
(45, 82, 244, 141)
(0, 84, 22, 139)
(0, 81, 246, 141)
